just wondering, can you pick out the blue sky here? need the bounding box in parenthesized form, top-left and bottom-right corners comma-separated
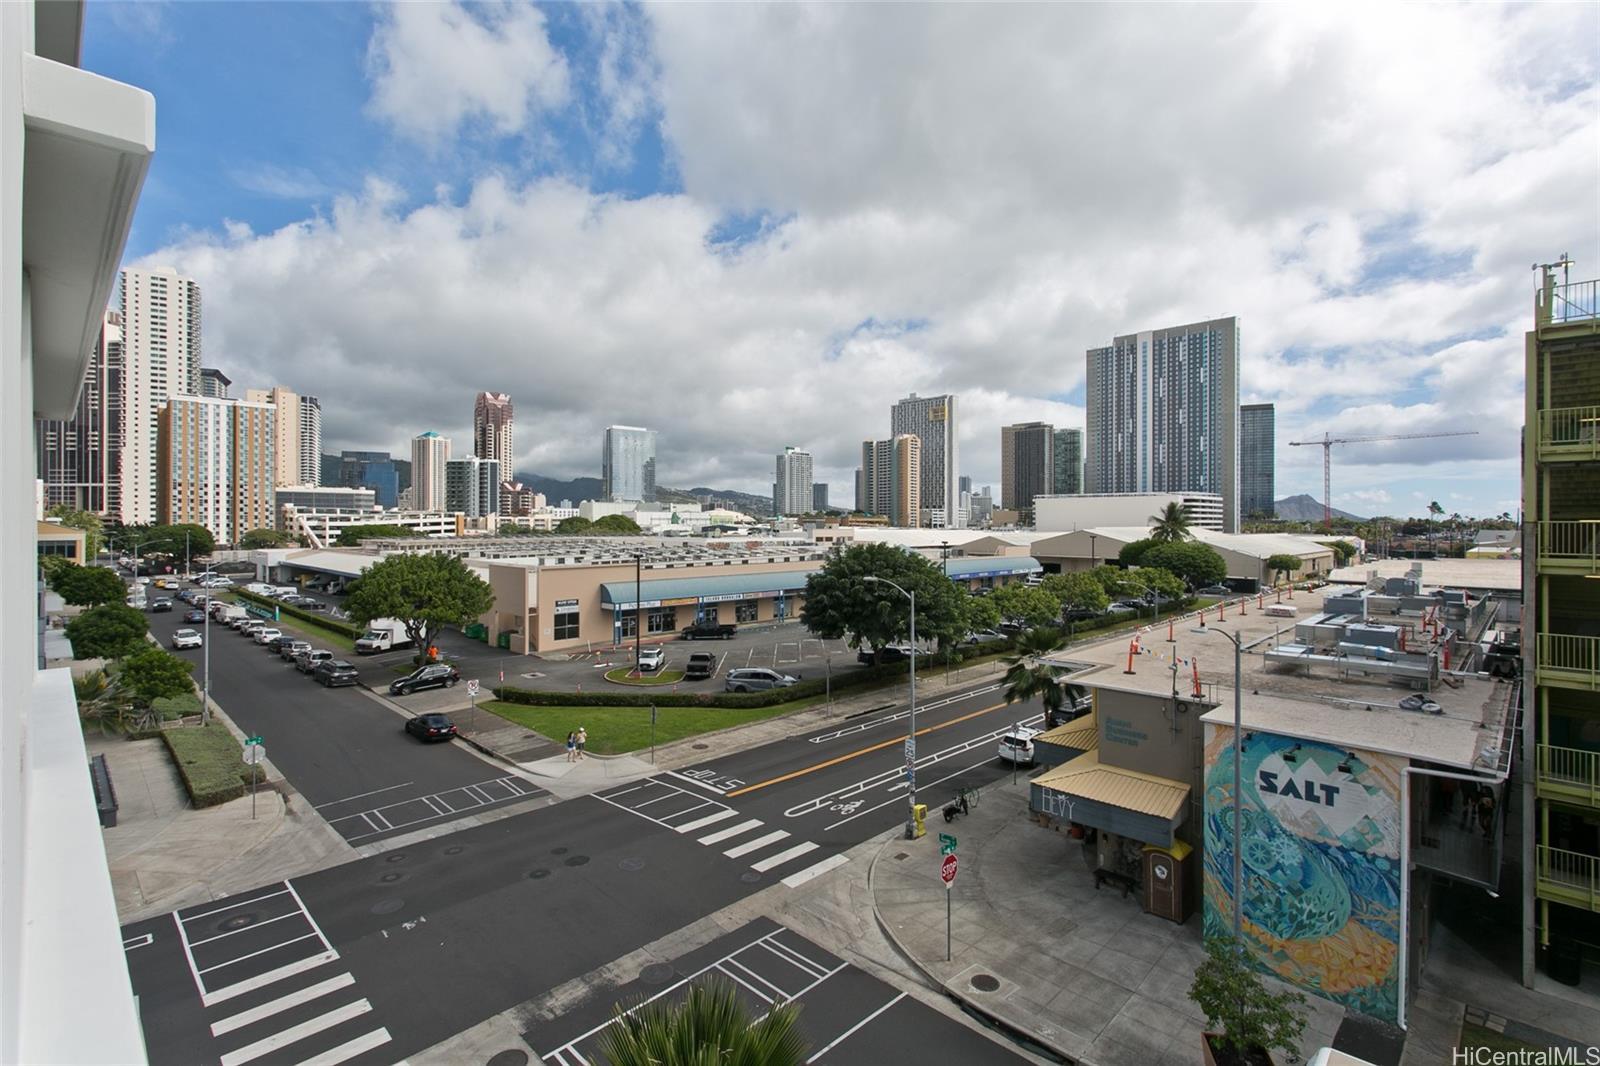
(83, 2, 1597, 518)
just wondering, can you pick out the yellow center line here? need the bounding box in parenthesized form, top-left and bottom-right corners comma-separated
(725, 701, 1012, 798)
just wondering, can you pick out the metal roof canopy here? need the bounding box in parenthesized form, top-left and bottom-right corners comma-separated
(601, 569, 813, 608)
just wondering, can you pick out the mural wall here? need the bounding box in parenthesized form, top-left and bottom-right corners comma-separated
(1202, 726, 1404, 1023)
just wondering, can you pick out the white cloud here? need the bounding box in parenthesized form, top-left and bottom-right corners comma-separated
(230, 163, 331, 200)
(142, 3, 1596, 517)
(365, 1, 569, 144)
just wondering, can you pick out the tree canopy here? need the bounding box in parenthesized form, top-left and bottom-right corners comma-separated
(555, 516, 594, 535)
(64, 603, 149, 659)
(989, 583, 1066, 630)
(45, 505, 104, 559)
(1040, 572, 1109, 615)
(591, 514, 644, 535)
(1142, 541, 1227, 589)
(344, 552, 495, 663)
(959, 588, 1002, 633)
(50, 562, 129, 606)
(1003, 627, 1071, 727)
(335, 523, 416, 547)
(597, 978, 805, 1066)
(1148, 502, 1193, 543)
(1266, 554, 1304, 584)
(1317, 539, 1357, 566)
(117, 645, 195, 706)
(239, 527, 294, 549)
(801, 543, 964, 656)
(1131, 566, 1187, 603)
(1118, 538, 1156, 567)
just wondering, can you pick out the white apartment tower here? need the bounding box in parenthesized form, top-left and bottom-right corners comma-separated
(119, 266, 202, 525)
(298, 395, 321, 485)
(890, 393, 961, 528)
(243, 386, 307, 488)
(411, 431, 451, 511)
(157, 396, 276, 544)
(773, 446, 814, 515)
(602, 425, 656, 502)
(446, 456, 501, 518)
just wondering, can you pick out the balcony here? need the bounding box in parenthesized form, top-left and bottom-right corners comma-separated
(1537, 278, 1600, 329)
(1537, 744, 1600, 808)
(1537, 407, 1600, 462)
(1535, 520, 1600, 576)
(1537, 633, 1600, 691)
(1537, 845, 1600, 912)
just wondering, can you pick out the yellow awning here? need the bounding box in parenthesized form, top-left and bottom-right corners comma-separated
(1035, 712, 1098, 752)
(1034, 750, 1190, 821)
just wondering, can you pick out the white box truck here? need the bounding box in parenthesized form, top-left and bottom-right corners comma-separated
(355, 619, 414, 654)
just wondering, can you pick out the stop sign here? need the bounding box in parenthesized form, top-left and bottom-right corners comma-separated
(941, 853, 958, 885)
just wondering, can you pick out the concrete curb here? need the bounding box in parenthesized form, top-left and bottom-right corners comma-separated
(867, 834, 1081, 1066)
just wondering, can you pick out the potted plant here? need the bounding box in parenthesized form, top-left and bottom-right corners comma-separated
(1188, 935, 1307, 1066)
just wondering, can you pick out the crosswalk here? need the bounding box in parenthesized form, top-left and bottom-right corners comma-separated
(592, 780, 850, 889)
(168, 881, 395, 1066)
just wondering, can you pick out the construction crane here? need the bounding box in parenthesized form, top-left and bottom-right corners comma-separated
(1287, 430, 1480, 526)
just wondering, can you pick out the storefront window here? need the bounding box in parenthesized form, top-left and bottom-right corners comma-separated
(619, 614, 637, 639)
(647, 607, 677, 634)
(696, 604, 720, 625)
(553, 599, 580, 640)
(736, 600, 759, 623)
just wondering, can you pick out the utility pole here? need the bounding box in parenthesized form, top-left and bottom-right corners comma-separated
(633, 552, 643, 678)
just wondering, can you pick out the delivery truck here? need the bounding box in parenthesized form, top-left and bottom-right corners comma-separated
(355, 618, 415, 654)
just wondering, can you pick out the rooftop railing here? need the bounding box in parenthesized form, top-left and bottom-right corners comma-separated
(1537, 633, 1600, 691)
(1537, 744, 1600, 808)
(1537, 845, 1600, 912)
(1536, 520, 1600, 574)
(1537, 406, 1600, 460)
(1538, 278, 1600, 326)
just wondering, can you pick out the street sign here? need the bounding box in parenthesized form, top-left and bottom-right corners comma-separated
(939, 833, 957, 855)
(246, 735, 263, 746)
(466, 679, 480, 697)
(904, 738, 916, 761)
(941, 853, 958, 885)
(243, 743, 266, 766)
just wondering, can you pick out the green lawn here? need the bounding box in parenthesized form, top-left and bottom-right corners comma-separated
(483, 696, 826, 755)
(223, 595, 357, 653)
(602, 667, 687, 686)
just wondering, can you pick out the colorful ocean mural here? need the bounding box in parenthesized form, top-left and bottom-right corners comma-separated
(1201, 727, 1403, 1023)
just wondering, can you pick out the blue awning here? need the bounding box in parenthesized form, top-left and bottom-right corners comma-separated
(945, 557, 1041, 580)
(600, 569, 813, 609)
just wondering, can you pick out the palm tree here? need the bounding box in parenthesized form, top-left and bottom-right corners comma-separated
(1427, 500, 1444, 556)
(1003, 626, 1069, 728)
(598, 979, 806, 1066)
(1149, 502, 1193, 543)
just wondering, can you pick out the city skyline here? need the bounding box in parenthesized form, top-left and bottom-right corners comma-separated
(80, 4, 1592, 519)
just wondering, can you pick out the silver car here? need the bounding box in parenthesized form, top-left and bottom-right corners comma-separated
(724, 667, 799, 693)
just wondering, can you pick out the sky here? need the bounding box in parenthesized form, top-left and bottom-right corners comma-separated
(86, 1, 1599, 519)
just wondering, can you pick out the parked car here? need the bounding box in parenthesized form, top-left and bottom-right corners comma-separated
(253, 627, 283, 645)
(684, 651, 718, 680)
(313, 659, 360, 687)
(724, 667, 798, 692)
(389, 663, 460, 696)
(190, 571, 217, 584)
(295, 649, 335, 674)
(265, 634, 297, 654)
(1196, 585, 1232, 597)
(238, 618, 265, 635)
(636, 647, 666, 673)
(405, 713, 458, 742)
(170, 628, 202, 650)
(281, 639, 312, 661)
(150, 598, 173, 613)
(962, 629, 1005, 645)
(998, 727, 1041, 766)
(857, 644, 916, 665)
(183, 609, 206, 624)
(680, 622, 736, 640)
(296, 599, 329, 612)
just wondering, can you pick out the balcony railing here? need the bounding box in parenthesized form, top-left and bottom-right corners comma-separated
(1537, 633, 1600, 691)
(1537, 407, 1600, 461)
(1538, 278, 1600, 326)
(1537, 845, 1600, 912)
(1536, 521, 1600, 575)
(1538, 744, 1600, 807)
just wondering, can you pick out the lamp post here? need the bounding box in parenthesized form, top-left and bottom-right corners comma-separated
(865, 575, 918, 838)
(633, 551, 643, 678)
(1194, 621, 1244, 940)
(940, 540, 950, 579)
(1088, 532, 1098, 570)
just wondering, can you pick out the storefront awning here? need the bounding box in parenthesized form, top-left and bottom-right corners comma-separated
(600, 569, 812, 610)
(1035, 712, 1099, 753)
(1029, 750, 1190, 848)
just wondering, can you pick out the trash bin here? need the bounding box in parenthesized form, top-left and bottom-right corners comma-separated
(464, 623, 488, 642)
(497, 631, 512, 650)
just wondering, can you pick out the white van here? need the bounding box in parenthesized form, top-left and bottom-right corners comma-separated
(998, 727, 1041, 766)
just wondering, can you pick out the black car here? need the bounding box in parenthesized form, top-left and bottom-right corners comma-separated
(150, 598, 174, 613)
(296, 600, 329, 612)
(266, 634, 298, 655)
(684, 651, 717, 680)
(405, 713, 458, 742)
(313, 659, 360, 687)
(389, 663, 461, 696)
(183, 609, 206, 623)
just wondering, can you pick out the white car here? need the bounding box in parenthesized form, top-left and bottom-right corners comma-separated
(636, 646, 666, 672)
(998, 727, 1041, 766)
(252, 627, 282, 645)
(170, 628, 202, 650)
(202, 576, 234, 588)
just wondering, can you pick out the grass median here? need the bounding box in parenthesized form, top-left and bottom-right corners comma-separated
(483, 696, 826, 755)
(221, 593, 357, 654)
(602, 667, 687, 686)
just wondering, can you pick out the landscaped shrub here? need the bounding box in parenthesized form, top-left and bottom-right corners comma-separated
(233, 588, 363, 639)
(161, 724, 253, 808)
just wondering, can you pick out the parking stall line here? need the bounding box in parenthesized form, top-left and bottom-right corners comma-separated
(750, 841, 818, 872)
(187, 909, 305, 949)
(209, 973, 356, 1037)
(199, 932, 321, 975)
(697, 819, 763, 845)
(217, 998, 373, 1066)
(180, 887, 292, 924)
(759, 938, 828, 979)
(719, 958, 785, 1002)
(804, 992, 906, 1064)
(723, 829, 789, 858)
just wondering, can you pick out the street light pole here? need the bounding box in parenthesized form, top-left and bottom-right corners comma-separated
(634, 552, 643, 678)
(865, 575, 918, 838)
(1195, 622, 1244, 940)
(1089, 533, 1098, 570)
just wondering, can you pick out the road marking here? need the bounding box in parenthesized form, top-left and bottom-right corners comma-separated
(218, 998, 372, 1066)
(294, 1027, 393, 1066)
(203, 950, 340, 1007)
(188, 909, 304, 948)
(723, 829, 789, 858)
(722, 957, 787, 1001)
(181, 887, 291, 923)
(780, 854, 851, 889)
(200, 932, 321, 974)
(697, 819, 763, 845)
(674, 809, 738, 833)
(726, 701, 1009, 797)
(665, 770, 733, 796)
(804, 992, 907, 1063)
(824, 750, 1015, 830)
(751, 841, 819, 872)
(312, 782, 414, 809)
(123, 933, 154, 951)
(761, 936, 830, 978)
(210, 973, 355, 1036)
(805, 683, 1003, 743)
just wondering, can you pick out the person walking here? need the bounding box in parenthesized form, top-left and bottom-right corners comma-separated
(565, 731, 576, 763)
(576, 726, 588, 761)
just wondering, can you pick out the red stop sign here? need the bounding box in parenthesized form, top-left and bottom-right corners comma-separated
(941, 854, 958, 884)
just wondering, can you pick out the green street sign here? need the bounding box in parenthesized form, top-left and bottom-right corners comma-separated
(939, 833, 957, 855)
(246, 735, 263, 745)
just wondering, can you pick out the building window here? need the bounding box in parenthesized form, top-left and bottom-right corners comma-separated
(553, 602, 580, 641)
(696, 604, 720, 625)
(736, 600, 759, 623)
(646, 607, 677, 634)
(618, 614, 637, 639)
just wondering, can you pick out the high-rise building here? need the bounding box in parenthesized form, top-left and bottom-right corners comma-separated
(1085, 316, 1240, 532)
(499, 481, 544, 517)
(888, 434, 922, 528)
(474, 391, 514, 470)
(331, 450, 399, 509)
(1000, 421, 1055, 518)
(445, 456, 500, 518)
(198, 367, 230, 399)
(602, 425, 656, 502)
(119, 266, 202, 525)
(890, 393, 960, 527)
(813, 484, 830, 512)
(34, 311, 123, 515)
(1522, 261, 1600, 988)
(393, 457, 412, 497)
(243, 386, 308, 488)
(411, 432, 451, 511)
(773, 446, 814, 515)
(959, 475, 972, 495)
(297, 396, 321, 486)
(1053, 428, 1083, 495)
(157, 396, 275, 544)
(1239, 403, 1275, 520)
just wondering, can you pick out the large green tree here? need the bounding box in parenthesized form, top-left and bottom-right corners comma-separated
(116, 645, 196, 706)
(335, 523, 415, 547)
(64, 603, 149, 659)
(597, 979, 805, 1066)
(1040, 572, 1109, 616)
(989, 582, 1066, 630)
(591, 514, 643, 535)
(959, 588, 1002, 633)
(1003, 627, 1072, 727)
(239, 527, 294, 549)
(1118, 538, 1156, 567)
(1141, 541, 1227, 589)
(1131, 566, 1187, 605)
(344, 552, 495, 664)
(1265, 553, 1304, 585)
(555, 516, 595, 535)
(50, 562, 129, 606)
(45, 505, 104, 559)
(1149, 502, 1193, 543)
(801, 543, 964, 659)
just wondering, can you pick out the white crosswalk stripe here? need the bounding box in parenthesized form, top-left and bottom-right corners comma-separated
(723, 829, 789, 858)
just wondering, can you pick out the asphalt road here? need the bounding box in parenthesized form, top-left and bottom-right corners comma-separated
(144, 604, 546, 845)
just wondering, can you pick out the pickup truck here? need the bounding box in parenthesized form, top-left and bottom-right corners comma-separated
(355, 618, 415, 654)
(680, 622, 736, 640)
